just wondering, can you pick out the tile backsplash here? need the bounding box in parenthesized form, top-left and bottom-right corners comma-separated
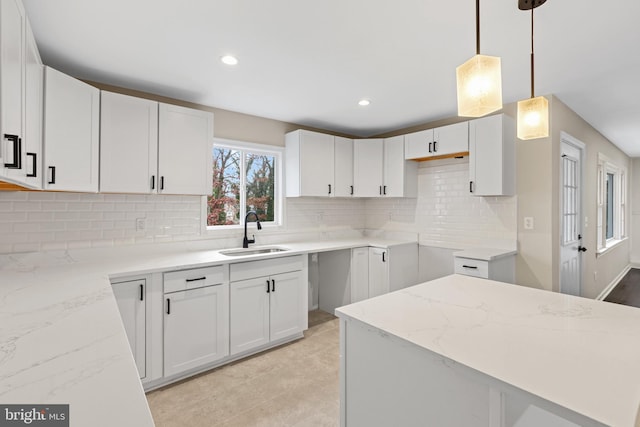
(0, 158, 516, 254)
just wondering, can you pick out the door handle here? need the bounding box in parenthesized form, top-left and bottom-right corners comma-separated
(151, 175, 155, 190)
(428, 142, 432, 153)
(433, 141, 437, 152)
(469, 181, 474, 193)
(383, 185, 387, 195)
(3, 134, 21, 169)
(382, 252, 386, 262)
(139, 284, 144, 301)
(26, 152, 36, 177)
(266, 279, 271, 293)
(350, 185, 353, 195)
(160, 176, 164, 190)
(166, 298, 171, 314)
(578, 246, 587, 252)
(271, 279, 275, 292)
(328, 184, 332, 195)
(48, 166, 56, 184)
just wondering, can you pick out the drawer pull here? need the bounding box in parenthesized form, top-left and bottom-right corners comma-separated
(185, 276, 206, 282)
(462, 265, 478, 269)
(166, 298, 171, 315)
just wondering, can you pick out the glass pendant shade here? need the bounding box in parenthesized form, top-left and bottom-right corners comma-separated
(517, 95, 549, 140)
(456, 54, 503, 117)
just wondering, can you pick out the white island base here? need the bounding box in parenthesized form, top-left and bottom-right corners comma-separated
(336, 275, 640, 427)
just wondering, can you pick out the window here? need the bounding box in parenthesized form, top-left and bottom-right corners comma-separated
(207, 139, 282, 228)
(597, 153, 627, 253)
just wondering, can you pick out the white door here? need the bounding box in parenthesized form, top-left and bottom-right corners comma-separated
(43, 67, 100, 192)
(433, 122, 468, 156)
(350, 247, 369, 303)
(383, 135, 405, 197)
(164, 284, 229, 377)
(229, 277, 270, 355)
(368, 247, 389, 298)
(560, 135, 585, 296)
(100, 92, 158, 193)
(404, 129, 434, 160)
(334, 136, 353, 197)
(112, 279, 146, 379)
(299, 130, 334, 196)
(269, 271, 303, 342)
(158, 103, 213, 195)
(353, 139, 383, 197)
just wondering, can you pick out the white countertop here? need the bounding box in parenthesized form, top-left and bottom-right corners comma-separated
(336, 274, 640, 427)
(453, 247, 517, 261)
(0, 236, 416, 426)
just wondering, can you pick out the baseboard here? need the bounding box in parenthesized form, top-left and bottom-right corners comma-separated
(596, 264, 632, 301)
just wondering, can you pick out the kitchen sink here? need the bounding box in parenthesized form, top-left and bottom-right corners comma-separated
(219, 246, 290, 257)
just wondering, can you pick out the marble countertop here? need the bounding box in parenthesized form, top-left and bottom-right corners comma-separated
(0, 235, 416, 426)
(336, 274, 640, 427)
(453, 247, 517, 261)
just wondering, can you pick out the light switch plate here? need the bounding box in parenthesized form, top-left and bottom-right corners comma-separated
(524, 217, 534, 230)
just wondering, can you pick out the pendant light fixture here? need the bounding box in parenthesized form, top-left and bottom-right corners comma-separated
(517, 0, 549, 140)
(456, 0, 503, 117)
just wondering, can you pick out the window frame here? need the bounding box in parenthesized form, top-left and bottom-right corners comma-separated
(596, 153, 627, 254)
(203, 137, 284, 231)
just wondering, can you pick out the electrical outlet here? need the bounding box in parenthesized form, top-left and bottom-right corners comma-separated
(135, 218, 146, 231)
(594, 271, 598, 282)
(524, 217, 534, 230)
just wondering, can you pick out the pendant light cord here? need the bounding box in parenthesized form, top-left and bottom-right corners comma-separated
(476, 0, 480, 54)
(530, 7, 535, 98)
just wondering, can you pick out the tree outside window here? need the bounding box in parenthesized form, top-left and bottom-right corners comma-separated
(207, 143, 279, 227)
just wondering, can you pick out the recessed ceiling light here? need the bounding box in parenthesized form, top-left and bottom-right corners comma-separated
(358, 99, 370, 106)
(221, 55, 238, 66)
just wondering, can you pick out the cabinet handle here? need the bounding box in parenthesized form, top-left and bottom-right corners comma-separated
(469, 181, 474, 193)
(433, 141, 437, 152)
(350, 185, 353, 195)
(48, 166, 56, 184)
(3, 134, 21, 169)
(151, 175, 155, 190)
(428, 142, 432, 153)
(328, 184, 332, 195)
(26, 152, 36, 177)
(166, 298, 171, 314)
(160, 176, 164, 190)
(266, 279, 271, 293)
(185, 276, 206, 283)
(271, 279, 275, 292)
(383, 185, 387, 195)
(379, 186, 382, 195)
(382, 252, 386, 262)
(139, 284, 144, 301)
(462, 265, 478, 269)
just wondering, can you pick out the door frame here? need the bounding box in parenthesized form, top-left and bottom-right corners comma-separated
(558, 132, 586, 295)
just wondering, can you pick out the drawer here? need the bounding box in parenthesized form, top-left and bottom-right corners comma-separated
(230, 255, 304, 282)
(164, 265, 227, 294)
(454, 258, 489, 279)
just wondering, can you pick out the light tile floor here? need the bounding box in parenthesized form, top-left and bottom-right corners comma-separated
(146, 310, 340, 427)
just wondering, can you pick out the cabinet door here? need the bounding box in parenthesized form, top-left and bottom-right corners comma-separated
(269, 271, 303, 342)
(368, 247, 389, 298)
(404, 129, 434, 160)
(23, 22, 42, 189)
(469, 114, 515, 196)
(112, 279, 146, 379)
(230, 277, 270, 356)
(100, 92, 158, 193)
(158, 103, 213, 195)
(300, 130, 335, 196)
(334, 136, 353, 197)
(43, 67, 100, 192)
(433, 122, 468, 156)
(353, 138, 383, 197)
(0, 0, 25, 180)
(350, 247, 369, 303)
(383, 135, 407, 197)
(164, 284, 229, 377)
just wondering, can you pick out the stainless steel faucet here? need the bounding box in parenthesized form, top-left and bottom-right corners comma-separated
(243, 211, 262, 248)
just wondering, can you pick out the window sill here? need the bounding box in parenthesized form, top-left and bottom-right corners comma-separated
(596, 237, 628, 256)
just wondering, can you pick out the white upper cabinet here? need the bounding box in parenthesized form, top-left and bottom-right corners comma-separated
(353, 138, 383, 197)
(285, 129, 335, 197)
(43, 67, 99, 192)
(469, 114, 515, 196)
(100, 92, 158, 193)
(405, 122, 468, 160)
(383, 135, 417, 197)
(158, 103, 213, 195)
(334, 136, 353, 197)
(0, 0, 42, 188)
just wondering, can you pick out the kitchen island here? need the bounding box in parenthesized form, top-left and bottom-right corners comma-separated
(336, 274, 640, 427)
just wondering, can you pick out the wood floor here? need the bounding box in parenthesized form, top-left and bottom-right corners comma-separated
(604, 268, 640, 308)
(146, 310, 339, 427)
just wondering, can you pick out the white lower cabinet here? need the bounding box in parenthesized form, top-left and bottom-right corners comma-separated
(112, 278, 146, 379)
(368, 247, 389, 298)
(230, 270, 304, 356)
(350, 247, 369, 304)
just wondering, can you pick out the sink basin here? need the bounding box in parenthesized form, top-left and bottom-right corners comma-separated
(219, 246, 289, 257)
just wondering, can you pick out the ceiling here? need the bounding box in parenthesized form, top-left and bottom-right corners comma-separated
(22, 0, 640, 157)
